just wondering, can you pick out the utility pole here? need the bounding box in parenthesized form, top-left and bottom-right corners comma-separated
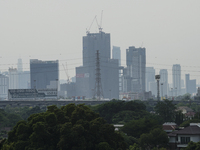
(161, 83, 163, 100)
(93, 50, 104, 100)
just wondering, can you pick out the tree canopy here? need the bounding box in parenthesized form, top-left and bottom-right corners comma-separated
(1, 104, 126, 150)
(92, 100, 147, 124)
(154, 99, 176, 123)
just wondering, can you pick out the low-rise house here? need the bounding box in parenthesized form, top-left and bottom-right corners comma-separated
(163, 122, 177, 134)
(168, 123, 200, 150)
(177, 106, 195, 118)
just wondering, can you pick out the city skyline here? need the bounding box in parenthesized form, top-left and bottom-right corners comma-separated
(0, 0, 200, 84)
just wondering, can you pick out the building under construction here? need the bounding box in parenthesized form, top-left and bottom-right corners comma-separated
(76, 31, 119, 99)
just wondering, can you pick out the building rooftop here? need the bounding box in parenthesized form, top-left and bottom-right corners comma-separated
(30, 59, 58, 64)
(169, 125, 200, 136)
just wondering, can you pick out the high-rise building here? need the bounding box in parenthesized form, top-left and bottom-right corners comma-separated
(172, 64, 181, 96)
(17, 58, 23, 72)
(112, 46, 121, 66)
(30, 59, 59, 89)
(112, 46, 122, 92)
(17, 58, 30, 89)
(146, 67, 155, 92)
(0, 74, 9, 99)
(159, 69, 168, 97)
(76, 31, 119, 99)
(8, 67, 18, 89)
(125, 46, 146, 93)
(185, 74, 196, 94)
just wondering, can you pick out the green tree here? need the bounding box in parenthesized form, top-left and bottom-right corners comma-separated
(154, 99, 176, 122)
(121, 118, 161, 138)
(2, 104, 126, 150)
(185, 141, 200, 150)
(92, 100, 147, 124)
(138, 128, 168, 149)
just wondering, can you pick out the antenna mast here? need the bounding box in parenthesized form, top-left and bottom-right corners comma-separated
(93, 50, 104, 100)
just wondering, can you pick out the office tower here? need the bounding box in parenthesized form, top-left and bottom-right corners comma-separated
(112, 46, 122, 92)
(159, 69, 168, 97)
(17, 58, 30, 89)
(8, 67, 18, 89)
(17, 58, 23, 72)
(112, 46, 121, 66)
(172, 64, 181, 96)
(0, 74, 9, 99)
(126, 46, 146, 93)
(30, 59, 59, 89)
(76, 31, 119, 99)
(185, 74, 196, 94)
(146, 67, 155, 92)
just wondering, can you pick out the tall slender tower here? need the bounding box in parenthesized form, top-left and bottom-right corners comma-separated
(172, 64, 181, 96)
(93, 50, 104, 100)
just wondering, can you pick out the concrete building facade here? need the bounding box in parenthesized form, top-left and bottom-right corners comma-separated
(122, 46, 146, 95)
(8, 67, 18, 89)
(159, 69, 168, 97)
(172, 64, 181, 96)
(185, 74, 196, 95)
(76, 31, 119, 99)
(112, 46, 122, 92)
(146, 67, 155, 92)
(30, 59, 59, 89)
(0, 74, 9, 99)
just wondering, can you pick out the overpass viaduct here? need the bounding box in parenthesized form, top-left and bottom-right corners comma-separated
(0, 100, 199, 109)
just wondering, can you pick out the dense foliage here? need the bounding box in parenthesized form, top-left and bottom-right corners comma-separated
(121, 118, 161, 138)
(154, 99, 177, 122)
(185, 141, 200, 150)
(0, 109, 22, 130)
(92, 100, 148, 124)
(1, 104, 126, 150)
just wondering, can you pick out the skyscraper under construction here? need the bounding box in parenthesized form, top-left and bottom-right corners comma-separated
(76, 31, 119, 99)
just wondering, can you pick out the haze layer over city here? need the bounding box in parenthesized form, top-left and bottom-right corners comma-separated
(0, 0, 200, 100)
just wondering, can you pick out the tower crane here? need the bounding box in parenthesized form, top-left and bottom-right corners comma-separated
(62, 63, 71, 84)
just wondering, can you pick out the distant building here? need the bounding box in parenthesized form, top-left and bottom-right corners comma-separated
(185, 74, 196, 94)
(17, 58, 23, 72)
(8, 67, 18, 89)
(112, 46, 122, 92)
(76, 31, 119, 99)
(30, 59, 59, 89)
(169, 123, 200, 150)
(172, 64, 181, 96)
(146, 67, 155, 92)
(60, 82, 76, 98)
(0, 74, 9, 99)
(122, 46, 146, 95)
(17, 58, 30, 89)
(159, 69, 168, 97)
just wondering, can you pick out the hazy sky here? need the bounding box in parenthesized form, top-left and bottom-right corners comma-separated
(0, 0, 200, 85)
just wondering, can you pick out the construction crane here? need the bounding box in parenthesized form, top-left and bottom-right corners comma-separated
(95, 10, 103, 32)
(86, 16, 97, 34)
(62, 63, 71, 84)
